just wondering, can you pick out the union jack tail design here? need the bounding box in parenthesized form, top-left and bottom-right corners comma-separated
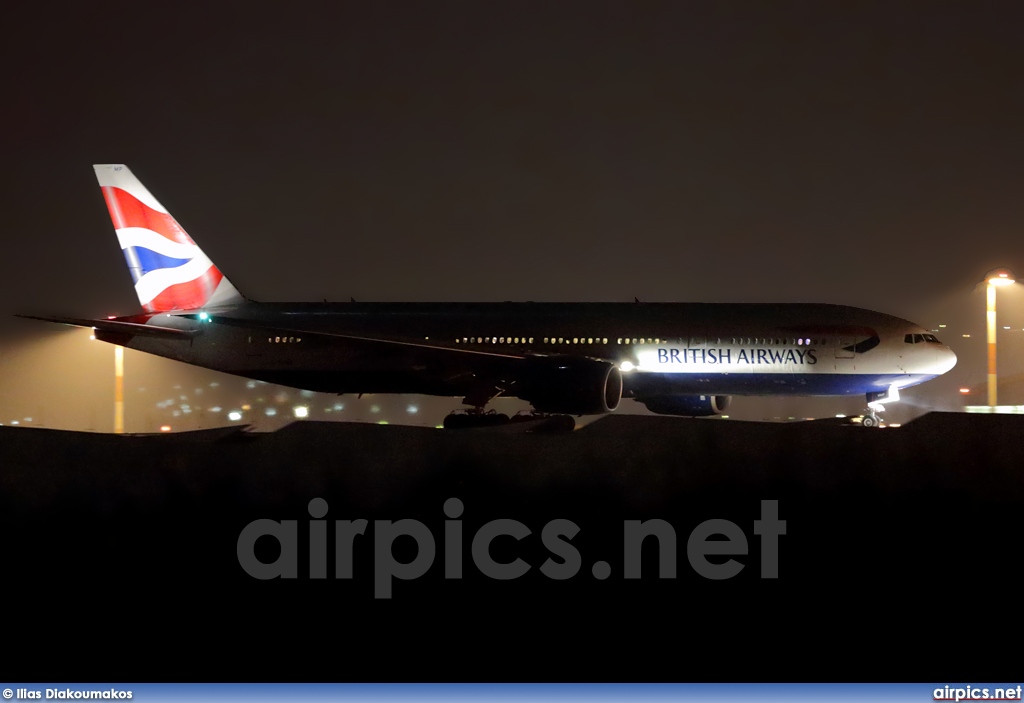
(94, 164, 244, 313)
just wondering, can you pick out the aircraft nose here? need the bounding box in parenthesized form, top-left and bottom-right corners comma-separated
(938, 346, 957, 374)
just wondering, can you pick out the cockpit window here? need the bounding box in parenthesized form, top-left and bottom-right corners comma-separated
(906, 333, 941, 344)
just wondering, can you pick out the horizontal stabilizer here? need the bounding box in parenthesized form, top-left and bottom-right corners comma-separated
(16, 314, 201, 340)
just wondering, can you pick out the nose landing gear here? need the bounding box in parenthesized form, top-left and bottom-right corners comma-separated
(862, 385, 900, 428)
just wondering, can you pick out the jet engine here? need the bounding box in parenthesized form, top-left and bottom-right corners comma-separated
(518, 357, 622, 415)
(639, 394, 731, 416)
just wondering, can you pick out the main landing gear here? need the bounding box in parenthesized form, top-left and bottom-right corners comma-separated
(861, 385, 900, 428)
(442, 409, 511, 429)
(441, 409, 578, 431)
(443, 384, 577, 431)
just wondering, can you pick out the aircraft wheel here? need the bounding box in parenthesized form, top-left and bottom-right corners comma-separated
(443, 414, 468, 430)
(861, 415, 879, 428)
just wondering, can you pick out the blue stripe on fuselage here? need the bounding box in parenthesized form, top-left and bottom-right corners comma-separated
(624, 373, 938, 397)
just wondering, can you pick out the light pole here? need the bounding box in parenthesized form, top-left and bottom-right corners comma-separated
(114, 344, 124, 433)
(985, 269, 1015, 408)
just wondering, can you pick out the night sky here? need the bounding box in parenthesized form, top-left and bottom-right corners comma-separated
(3, 1, 1024, 428)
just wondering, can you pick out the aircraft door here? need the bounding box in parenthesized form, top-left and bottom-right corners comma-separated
(688, 329, 707, 349)
(688, 329, 707, 364)
(246, 333, 264, 357)
(835, 336, 855, 359)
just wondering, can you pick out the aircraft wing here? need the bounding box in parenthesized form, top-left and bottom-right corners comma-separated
(15, 314, 202, 340)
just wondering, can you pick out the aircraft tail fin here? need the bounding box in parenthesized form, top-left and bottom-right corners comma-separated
(93, 164, 245, 313)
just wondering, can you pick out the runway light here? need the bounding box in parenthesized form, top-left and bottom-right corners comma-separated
(228, 411, 243, 421)
(939, 324, 946, 328)
(960, 388, 971, 394)
(241, 404, 251, 410)
(835, 414, 846, 418)
(377, 421, 389, 425)
(962, 334, 971, 338)
(620, 361, 635, 372)
(1004, 326, 1011, 330)
(265, 408, 277, 417)
(89, 335, 96, 340)
(11, 420, 19, 425)
(294, 405, 309, 418)
(209, 406, 222, 413)
(160, 425, 172, 432)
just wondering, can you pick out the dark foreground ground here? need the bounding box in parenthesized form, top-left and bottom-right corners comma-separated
(1, 412, 1022, 681)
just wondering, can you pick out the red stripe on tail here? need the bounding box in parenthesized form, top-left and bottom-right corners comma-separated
(142, 266, 225, 313)
(101, 186, 195, 245)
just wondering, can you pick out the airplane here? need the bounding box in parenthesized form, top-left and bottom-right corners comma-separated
(17, 164, 957, 429)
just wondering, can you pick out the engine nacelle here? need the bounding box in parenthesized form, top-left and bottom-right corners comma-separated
(518, 357, 623, 415)
(639, 394, 731, 417)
